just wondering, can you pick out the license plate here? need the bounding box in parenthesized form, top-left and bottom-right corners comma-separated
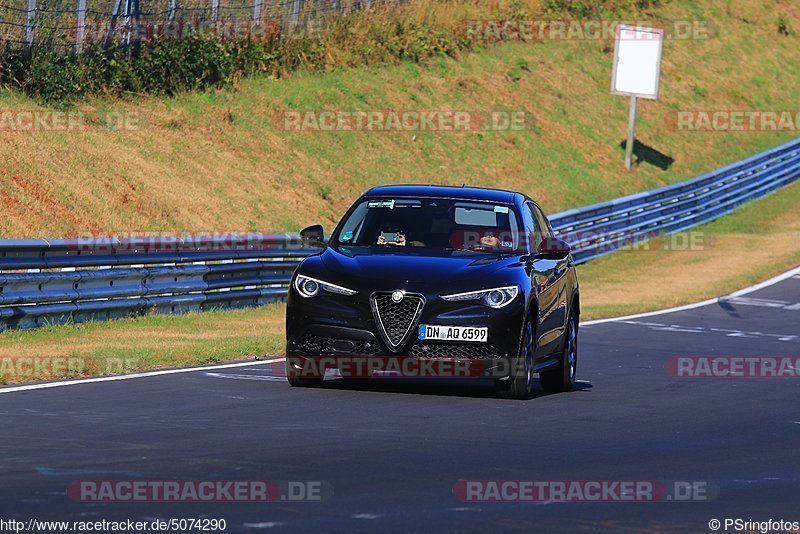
(418, 325, 488, 342)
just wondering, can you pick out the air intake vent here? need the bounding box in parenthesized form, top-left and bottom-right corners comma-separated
(370, 293, 425, 352)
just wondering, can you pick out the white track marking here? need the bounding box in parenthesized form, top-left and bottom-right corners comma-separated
(205, 372, 285, 382)
(652, 325, 706, 334)
(721, 297, 799, 310)
(581, 265, 800, 327)
(0, 358, 286, 394)
(617, 321, 799, 342)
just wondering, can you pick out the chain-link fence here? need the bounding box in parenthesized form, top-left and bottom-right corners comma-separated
(0, 0, 383, 52)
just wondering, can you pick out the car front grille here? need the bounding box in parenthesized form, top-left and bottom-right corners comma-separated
(370, 293, 425, 351)
(410, 341, 503, 360)
(297, 334, 381, 355)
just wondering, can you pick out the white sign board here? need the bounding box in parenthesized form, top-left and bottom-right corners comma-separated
(611, 25, 664, 99)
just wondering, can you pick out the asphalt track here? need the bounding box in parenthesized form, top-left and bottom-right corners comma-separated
(1, 269, 799, 533)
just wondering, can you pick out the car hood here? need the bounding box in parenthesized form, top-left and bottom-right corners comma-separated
(312, 246, 522, 292)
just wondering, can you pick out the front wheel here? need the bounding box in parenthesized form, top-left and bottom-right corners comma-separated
(540, 314, 577, 393)
(496, 318, 535, 400)
(286, 358, 324, 388)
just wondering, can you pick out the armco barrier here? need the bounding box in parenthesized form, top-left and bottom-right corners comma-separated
(0, 236, 306, 331)
(551, 137, 800, 263)
(1, 137, 798, 330)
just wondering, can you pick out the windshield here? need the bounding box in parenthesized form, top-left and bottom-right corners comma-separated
(334, 197, 521, 252)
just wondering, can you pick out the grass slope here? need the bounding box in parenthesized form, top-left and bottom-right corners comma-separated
(0, 0, 798, 236)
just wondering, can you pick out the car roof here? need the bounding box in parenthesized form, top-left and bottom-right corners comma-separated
(364, 184, 521, 204)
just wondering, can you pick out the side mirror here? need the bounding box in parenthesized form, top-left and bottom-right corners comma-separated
(535, 236, 571, 260)
(300, 224, 325, 247)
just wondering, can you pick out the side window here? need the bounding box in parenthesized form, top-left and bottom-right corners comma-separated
(531, 204, 552, 240)
(523, 202, 542, 250)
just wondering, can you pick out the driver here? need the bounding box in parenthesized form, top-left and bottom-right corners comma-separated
(478, 229, 513, 249)
(479, 232, 501, 247)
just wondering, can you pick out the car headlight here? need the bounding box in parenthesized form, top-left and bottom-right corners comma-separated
(294, 274, 357, 298)
(440, 285, 519, 309)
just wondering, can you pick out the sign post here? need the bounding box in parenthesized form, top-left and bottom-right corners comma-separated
(611, 25, 664, 170)
(625, 95, 638, 170)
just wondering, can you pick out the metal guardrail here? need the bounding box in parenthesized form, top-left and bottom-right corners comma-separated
(0, 236, 306, 331)
(551, 137, 800, 264)
(1, 137, 798, 331)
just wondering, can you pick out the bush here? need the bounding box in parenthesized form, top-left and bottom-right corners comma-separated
(0, 38, 284, 103)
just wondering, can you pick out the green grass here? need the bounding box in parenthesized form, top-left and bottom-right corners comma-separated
(0, 305, 286, 384)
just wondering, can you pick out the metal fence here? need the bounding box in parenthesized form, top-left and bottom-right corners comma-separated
(0, 137, 798, 331)
(0, 0, 384, 52)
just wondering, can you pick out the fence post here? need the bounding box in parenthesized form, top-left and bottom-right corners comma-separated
(211, 0, 219, 22)
(251, 0, 262, 41)
(75, 0, 87, 53)
(291, 0, 300, 27)
(105, 0, 123, 48)
(121, 0, 140, 48)
(24, 0, 36, 51)
(131, 0, 140, 45)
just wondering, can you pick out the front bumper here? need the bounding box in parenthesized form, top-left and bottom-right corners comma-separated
(286, 289, 525, 379)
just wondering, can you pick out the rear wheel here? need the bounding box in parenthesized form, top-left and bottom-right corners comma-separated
(540, 314, 577, 393)
(496, 318, 535, 400)
(286, 358, 324, 388)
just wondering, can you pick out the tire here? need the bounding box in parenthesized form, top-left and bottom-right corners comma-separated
(496, 317, 535, 400)
(540, 313, 577, 393)
(286, 358, 324, 388)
